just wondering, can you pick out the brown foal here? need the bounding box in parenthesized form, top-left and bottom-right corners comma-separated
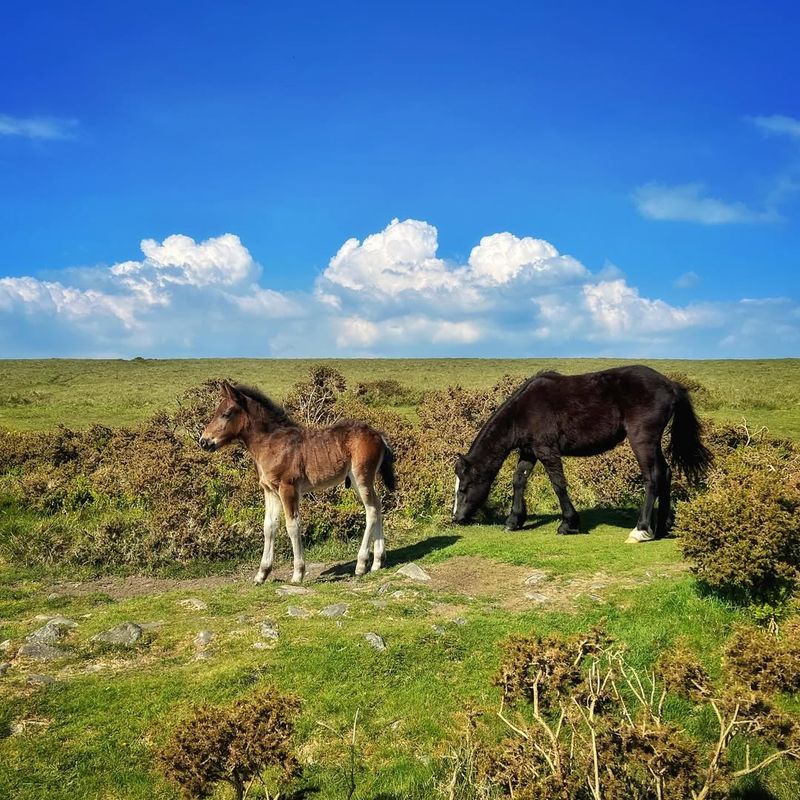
(199, 381, 394, 583)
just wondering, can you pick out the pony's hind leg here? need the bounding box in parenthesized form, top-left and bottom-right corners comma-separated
(627, 436, 667, 543)
(255, 489, 282, 584)
(505, 452, 536, 531)
(351, 470, 384, 576)
(278, 483, 305, 583)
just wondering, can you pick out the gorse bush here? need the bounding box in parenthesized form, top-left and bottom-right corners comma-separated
(155, 687, 301, 800)
(454, 629, 800, 800)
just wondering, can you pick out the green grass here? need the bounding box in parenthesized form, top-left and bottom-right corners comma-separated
(2, 519, 798, 799)
(2, 358, 800, 798)
(2, 357, 800, 437)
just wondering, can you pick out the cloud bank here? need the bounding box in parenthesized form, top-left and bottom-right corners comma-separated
(1, 219, 797, 357)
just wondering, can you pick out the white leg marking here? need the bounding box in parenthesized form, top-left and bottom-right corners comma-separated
(625, 527, 655, 544)
(255, 490, 282, 584)
(353, 474, 383, 576)
(286, 512, 305, 583)
(453, 477, 460, 517)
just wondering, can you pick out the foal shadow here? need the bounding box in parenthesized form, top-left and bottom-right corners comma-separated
(318, 534, 460, 580)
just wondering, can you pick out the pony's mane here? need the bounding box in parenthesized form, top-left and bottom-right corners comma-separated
(235, 384, 297, 428)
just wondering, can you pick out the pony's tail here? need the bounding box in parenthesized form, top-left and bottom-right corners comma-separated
(668, 383, 712, 485)
(379, 437, 396, 492)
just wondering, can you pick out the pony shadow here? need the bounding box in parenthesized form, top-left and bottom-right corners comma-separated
(318, 534, 460, 580)
(513, 507, 653, 535)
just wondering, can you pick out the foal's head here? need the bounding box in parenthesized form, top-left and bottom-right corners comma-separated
(199, 381, 249, 452)
(452, 454, 491, 524)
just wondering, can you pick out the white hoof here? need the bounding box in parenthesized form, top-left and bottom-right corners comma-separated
(625, 528, 655, 544)
(354, 561, 368, 577)
(290, 570, 305, 584)
(254, 571, 268, 585)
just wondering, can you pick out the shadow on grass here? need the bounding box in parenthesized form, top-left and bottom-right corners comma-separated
(319, 534, 460, 579)
(480, 506, 643, 534)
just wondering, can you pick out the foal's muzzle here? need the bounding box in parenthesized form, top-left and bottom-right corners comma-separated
(198, 437, 218, 452)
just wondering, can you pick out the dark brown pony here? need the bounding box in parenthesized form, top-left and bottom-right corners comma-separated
(200, 381, 395, 583)
(452, 366, 711, 542)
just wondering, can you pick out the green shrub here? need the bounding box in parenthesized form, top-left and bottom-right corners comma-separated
(677, 467, 800, 603)
(725, 618, 800, 693)
(156, 687, 301, 800)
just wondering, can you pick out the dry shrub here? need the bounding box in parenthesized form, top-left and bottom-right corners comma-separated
(284, 365, 346, 426)
(156, 687, 301, 800)
(473, 630, 800, 800)
(725, 618, 800, 693)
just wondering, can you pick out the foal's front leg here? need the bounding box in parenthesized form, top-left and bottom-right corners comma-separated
(278, 483, 305, 583)
(505, 452, 536, 531)
(255, 489, 282, 585)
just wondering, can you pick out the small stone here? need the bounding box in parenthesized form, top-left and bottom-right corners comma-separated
(46, 593, 61, 601)
(370, 600, 389, 610)
(432, 625, 446, 635)
(525, 592, 548, 603)
(390, 591, 405, 600)
(26, 674, 56, 687)
(377, 583, 394, 595)
(286, 606, 312, 619)
(16, 642, 66, 661)
(0, 640, 11, 652)
(319, 603, 348, 618)
(26, 617, 77, 646)
(177, 598, 207, 611)
(524, 571, 547, 586)
(11, 717, 51, 734)
(91, 622, 143, 647)
(259, 621, 279, 640)
(194, 630, 215, 648)
(252, 642, 272, 650)
(364, 632, 385, 651)
(0, 662, 11, 676)
(588, 594, 605, 603)
(452, 618, 468, 626)
(396, 563, 431, 581)
(276, 585, 313, 597)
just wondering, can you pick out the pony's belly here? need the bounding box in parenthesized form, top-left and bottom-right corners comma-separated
(560, 430, 626, 457)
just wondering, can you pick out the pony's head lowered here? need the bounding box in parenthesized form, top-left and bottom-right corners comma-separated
(452, 454, 492, 524)
(199, 380, 249, 452)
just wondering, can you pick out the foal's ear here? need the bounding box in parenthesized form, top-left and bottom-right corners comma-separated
(455, 454, 471, 476)
(220, 380, 243, 403)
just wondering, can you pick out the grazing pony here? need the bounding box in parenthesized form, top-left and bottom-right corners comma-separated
(452, 366, 711, 542)
(200, 381, 395, 583)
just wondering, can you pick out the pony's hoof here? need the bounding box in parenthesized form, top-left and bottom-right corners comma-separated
(557, 522, 580, 535)
(290, 571, 305, 584)
(505, 516, 524, 531)
(625, 527, 655, 544)
(253, 571, 269, 585)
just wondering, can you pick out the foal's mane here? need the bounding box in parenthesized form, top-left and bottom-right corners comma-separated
(235, 384, 297, 428)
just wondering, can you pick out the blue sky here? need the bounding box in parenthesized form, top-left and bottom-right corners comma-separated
(1, 0, 799, 357)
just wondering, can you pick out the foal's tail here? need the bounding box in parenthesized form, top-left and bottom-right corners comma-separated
(668, 383, 712, 485)
(379, 436, 397, 492)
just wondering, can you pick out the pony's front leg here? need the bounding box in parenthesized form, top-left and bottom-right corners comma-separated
(279, 484, 305, 583)
(505, 453, 536, 531)
(255, 489, 282, 585)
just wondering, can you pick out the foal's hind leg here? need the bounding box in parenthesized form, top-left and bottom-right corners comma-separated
(351, 469, 384, 576)
(538, 449, 580, 534)
(505, 452, 536, 531)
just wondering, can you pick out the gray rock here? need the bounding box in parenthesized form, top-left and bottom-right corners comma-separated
(260, 621, 279, 640)
(177, 598, 207, 611)
(0, 639, 11, 652)
(286, 606, 312, 619)
(11, 717, 51, 734)
(364, 632, 386, 651)
(432, 625, 446, 635)
(390, 590, 406, 600)
(377, 583, 394, 595)
(26, 617, 77, 646)
(319, 603, 348, 618)
(91, 622, 143, 647)
(16, 642, 66, 661)
(524, 571, 548, 586)
(370, 600, 389, 610)
(396, 563, 431, 581)
(194, 630, 215, 648)
(46, 592, 61, 601)
(252, 642, 272, 650)
(26, 674, 56, 686)
(588, 594, 605, 603)
(525, 592, 549, 603)
(452, 618, 468, 626)
(276, 585, 313, 597)
(0, 662, 11, 676)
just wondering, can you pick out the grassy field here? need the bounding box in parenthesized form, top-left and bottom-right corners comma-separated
(2, 357, 800, 437)
(1, 358, 800, 798)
